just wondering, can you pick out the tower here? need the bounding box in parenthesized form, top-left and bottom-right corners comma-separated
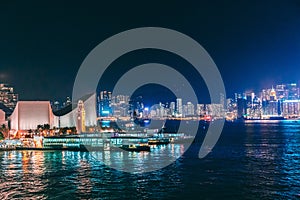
(176, 98, 183, 117)
(270, 86, 277, 101)
(76, 100, 86, 133)
(237, 96, 247, 119)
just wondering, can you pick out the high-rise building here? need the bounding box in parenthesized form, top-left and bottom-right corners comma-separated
(98, 91, 112, 117)
(110, 94, 130, 118)
(128, 96, 144, 118)
(196, 104, 206, 116)
(245, 91, 254, 108)
(186, 102, 195, 116)
(0, 83, 18, 111)
(220, 93, 225, 109)
(170, 102, 175, 116)
(282, 100, 300, 117)
(286, 83, 299, 100)
(159, 102, 165, 118)
(176, 98, 183, 116)
(276, 84, 286, 100)
(269, 87, 277, 101)
(116, 95, 130, 104)
(237, 96, 247, 119)
(234, 93, 238, 103)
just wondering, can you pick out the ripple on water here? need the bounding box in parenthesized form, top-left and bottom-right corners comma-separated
(1, 123, 300, 199)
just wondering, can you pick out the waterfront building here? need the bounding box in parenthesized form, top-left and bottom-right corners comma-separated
(10, 94, 97, 134)
(220, 93, 226, 109)
(196, 104, 206, 116)
(43, 133, 149, 150)
(112, 95, 130, 105)
(183, 105, 188, 117)
(206, 104, 224, 118)
(158, 103, 165, 118)
(270, 87, 277, 101)
(55, 94, 97, 129)
(186, 102, 195, 116)
(129, 97, 140, 117)
(286, 83, 299, 100)
(111, 95, 130, 118)
(226, 98, 236, 112)
(150, 109, 157, 118)
(275, 84, 286, 100)
(169, 102, 175, 116)
(282, 100, 300, 118)
(10, 101, 55, 131)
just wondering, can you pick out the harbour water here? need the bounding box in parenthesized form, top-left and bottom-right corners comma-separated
(1, 122, 300, 199)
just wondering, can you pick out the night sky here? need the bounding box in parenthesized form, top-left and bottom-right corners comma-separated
(0, 1, 300, 103)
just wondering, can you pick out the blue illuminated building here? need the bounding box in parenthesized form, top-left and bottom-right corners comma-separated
(98, 91, 112, 117)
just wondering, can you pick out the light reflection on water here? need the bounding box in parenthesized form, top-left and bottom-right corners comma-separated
(0, 123, 300, 199)
(87, 144, 186, 173)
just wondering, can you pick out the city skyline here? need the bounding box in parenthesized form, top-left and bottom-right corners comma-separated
(2, 80, 300, 114)
(0, 1, 300, 102)
(1, 2, 300, 199)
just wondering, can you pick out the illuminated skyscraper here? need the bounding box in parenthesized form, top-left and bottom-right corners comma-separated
(0, 83, 18, 111)
(220, 93, 225, 109)
(270, 87, 277, 101)
(275, 84, 286, 100)
(286, 83, 299, 100)
(186, 102, 195, 116)
(176, 98, 183, 116)
(129, 96, 144, 118)
(98, 91, 112, 117)
(170, 102, 175, 116)
(196, 104, 206, 116)
(237, 95, 246, 119)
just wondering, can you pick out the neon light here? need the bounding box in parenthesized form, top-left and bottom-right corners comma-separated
(283, 100, 300, 103)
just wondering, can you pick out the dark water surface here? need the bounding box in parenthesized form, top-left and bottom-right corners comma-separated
(1, 122, 300, 199)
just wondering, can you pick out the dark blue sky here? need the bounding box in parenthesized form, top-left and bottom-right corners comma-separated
(0, 1, 300, 103)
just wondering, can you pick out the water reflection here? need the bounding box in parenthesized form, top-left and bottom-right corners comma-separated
(243, 123, 300, 199)
(86, 144, 187, 173)
(0, 124, 300, 199)
(0, 151, 47, 199)
(0, 144, 187, 199)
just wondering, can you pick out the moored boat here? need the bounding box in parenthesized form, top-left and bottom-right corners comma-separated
(148, 138, 170, 145)
(120, 144, 150, 152)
